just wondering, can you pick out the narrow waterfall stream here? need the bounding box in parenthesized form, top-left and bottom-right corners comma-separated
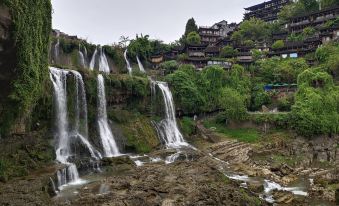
(50, 67, 101, 191)
(151, 81, 189, 148)
(78, 44, 87, 68)
(124, 49, 133, 75)
(54, 31, 60, 62)
(97, 74, 121, 157)
(136, 55, 145, 73)
(89, 47, 110, 73)
(89, 47, 98, 70)
(98, 47, 110, 73)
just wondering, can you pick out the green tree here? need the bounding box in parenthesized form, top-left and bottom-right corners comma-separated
(272, 40, 285, 50)
(231, 18, 270, 43)
(321, 0, 339, 9)
(166, 65, 205, 113)
(184, 18, 198, 36)
(302, 27, 316, 38)
(250, 84, 271, 111)
(300, 0, 319, 12)
(128, 34, 152, 61)
(244, 40, 255, 48)
(219, 88, 247, 121)
(160, 60, 179, 73)
(186, 31, 201, 44)
(220, 46, 237, 57)
(291, 69, 339, 137)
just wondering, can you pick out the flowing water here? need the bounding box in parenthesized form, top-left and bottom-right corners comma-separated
(78, 44, 87, 68)
(98, 47, 110, 73)
(136, 55, 145, 73)
(97, 74, 121, 157)
(50, 67, 101, 190)
(54, 31, 60, 63)
(89, 47, 98, 70)
(89, 47, 110, 73)
(151, 80, 189, 148)
(124, 49, 133, 75)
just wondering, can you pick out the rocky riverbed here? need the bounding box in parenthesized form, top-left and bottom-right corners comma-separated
(0, 124, 338, 206)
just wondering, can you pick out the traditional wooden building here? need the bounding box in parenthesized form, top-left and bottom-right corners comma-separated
(288, 6, 339, 33)
(199, 26, 221, 45)
(320, 25, 339, 43)
(198, 21, 237, 45)
(185, 43, 208, 69)
(149, 54, 164, 69)
(244, 0, 291, 22)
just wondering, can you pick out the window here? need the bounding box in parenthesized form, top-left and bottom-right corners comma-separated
(290, 53, 298, 58)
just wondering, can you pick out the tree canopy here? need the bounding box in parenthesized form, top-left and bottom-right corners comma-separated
(186, 32, 201, 45)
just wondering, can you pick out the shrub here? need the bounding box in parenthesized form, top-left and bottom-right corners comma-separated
(272, 40, 285, 50)
(186, 31, 201, 45)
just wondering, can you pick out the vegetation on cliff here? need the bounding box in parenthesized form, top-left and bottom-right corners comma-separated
(0, 0, 52, 135)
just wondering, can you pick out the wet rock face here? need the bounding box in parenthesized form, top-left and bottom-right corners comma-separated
(0, 5, 16, 115)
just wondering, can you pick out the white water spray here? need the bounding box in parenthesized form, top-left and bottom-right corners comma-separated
(98, 47, 110, 73)
(78, 44, 87, 68)
(97, 74, 121, 157)
(50, 67, 101, 190)
(136, 55, 145, 73)
(54, 31, 60, 63)
(151, 80, 189, 148)
(89, 47, 98, 70)
(124, 49, 133, 75)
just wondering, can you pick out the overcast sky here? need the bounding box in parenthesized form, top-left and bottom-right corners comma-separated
(51, 0, 263, 45)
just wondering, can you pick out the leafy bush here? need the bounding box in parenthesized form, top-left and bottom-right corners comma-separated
(272, 40, 285, 50)
(290, 69, 339, 136)
(220, 46, 238, 57)
(219, 88, 248, 121)
(186, 31, 201, 45)
(160, 60, 179, 73)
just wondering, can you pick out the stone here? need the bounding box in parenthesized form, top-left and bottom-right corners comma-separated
(248, 181, 264, 193)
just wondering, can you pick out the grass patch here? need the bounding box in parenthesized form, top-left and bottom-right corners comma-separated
(203, 120, 260, 143)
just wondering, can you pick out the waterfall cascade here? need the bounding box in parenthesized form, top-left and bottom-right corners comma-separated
(151, 80, 189, 148)
(97, 74, 121, 157)
(50, 67, 101, 190)
(124, 49, 133, 75)
(89, 47, 98, 70)
(136, 55, 145, 73)
(78, 44, 87, 68)
(98, 47, 110, 73)
(89, 47, 110, 73)
(54, 31, 60, 62)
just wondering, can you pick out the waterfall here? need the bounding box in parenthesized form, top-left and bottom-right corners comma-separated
(89, 47, 98, 70)
(151, 80, 189, 148)
(50, 67, 101, 190)
(78, 44, 87, 68)
(124, 49, 133, 75)
(50, 67, 71, 164)
(89, 47, 111, 73)
(136, 55, 145, 73)
(97, 74, 121, 157)
(54, 31, 60, 63)
(70, 70, 102, 160)
(98, 47, 110, 73)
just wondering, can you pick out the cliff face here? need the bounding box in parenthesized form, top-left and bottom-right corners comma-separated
(49, 32, 127, 74)
(0, 0, 52, 136)
(0, 5, 16, 133)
